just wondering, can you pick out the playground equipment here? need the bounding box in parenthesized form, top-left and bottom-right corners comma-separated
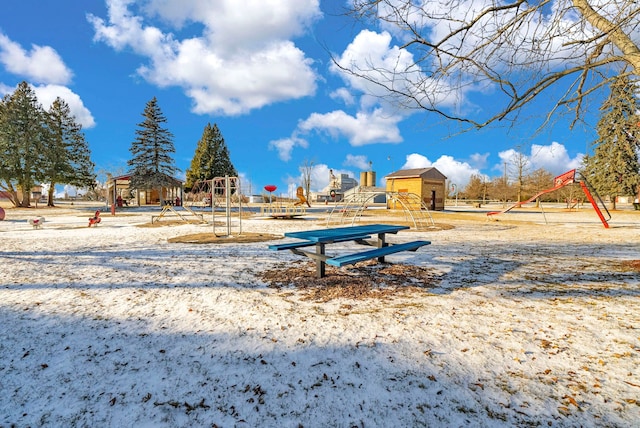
(487, 169, 611, 228)
(151, 204, 206, 224)
(29, 216, 45, 229)
(212, 176, 243, 236)
(183, 176, 243, 235)
(261, 186, 309, 218)
(327, 190, 435, 230)
(88, 210, 101, 227)
(264, 185, 277, 204)
(294, 186, 310, 207)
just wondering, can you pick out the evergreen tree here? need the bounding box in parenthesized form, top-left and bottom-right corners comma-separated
(583, 74, 640, 208)
(127, 97, 177, 202)
(43, 97, 96, 206)
(0, 82, 47, 207)
(185, 123, 236, 191)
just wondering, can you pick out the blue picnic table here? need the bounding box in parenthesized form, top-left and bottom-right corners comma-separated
(269, 224, 430, 278)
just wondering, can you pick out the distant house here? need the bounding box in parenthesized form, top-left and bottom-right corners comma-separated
(106, 173, 183, 206)
(385, 167, 447, 211)
(0, 188, 43, 204)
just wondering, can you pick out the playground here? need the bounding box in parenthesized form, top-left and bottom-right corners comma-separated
(0, 202, 638, 426)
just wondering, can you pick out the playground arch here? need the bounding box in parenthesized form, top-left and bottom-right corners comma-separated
(327, 191, 436, 230)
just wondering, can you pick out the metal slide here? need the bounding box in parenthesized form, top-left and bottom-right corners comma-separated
(487, 169, 610, 228)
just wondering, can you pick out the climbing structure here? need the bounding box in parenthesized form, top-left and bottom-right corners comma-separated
(184, 176, 244, 235)
(212, 176, 243, 236)
(487, 169, 611, 228)
(327, 190, 435, 230)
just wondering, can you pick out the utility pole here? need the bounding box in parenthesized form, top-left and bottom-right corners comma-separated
(503, 161, 508, 207)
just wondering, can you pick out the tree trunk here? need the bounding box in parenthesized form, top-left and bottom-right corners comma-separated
(47, 182, 56, 207)
(9, 190, 19, 207)
(573, 0, 640, 73)
(19, 187, 30, 208)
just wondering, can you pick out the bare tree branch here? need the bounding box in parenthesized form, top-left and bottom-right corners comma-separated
(337, 0, 640, 131)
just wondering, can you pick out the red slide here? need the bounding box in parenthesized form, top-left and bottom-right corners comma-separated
(487, 169, 610, 228)
(487, 170, 577, 216)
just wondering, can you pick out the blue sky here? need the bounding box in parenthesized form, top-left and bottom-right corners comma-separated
(0, 0, 598, 197)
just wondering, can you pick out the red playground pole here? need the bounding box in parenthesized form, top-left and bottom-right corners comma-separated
(579, 181, 610, 228)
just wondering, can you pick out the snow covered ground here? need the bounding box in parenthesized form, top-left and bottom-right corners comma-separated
(1, 203, 639, 427)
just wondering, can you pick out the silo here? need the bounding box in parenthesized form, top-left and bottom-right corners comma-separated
(367, 171, 376, 187)
(360, 171, 367, 187)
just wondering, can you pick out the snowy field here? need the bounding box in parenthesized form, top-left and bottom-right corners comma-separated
(0, 203, 639, 427)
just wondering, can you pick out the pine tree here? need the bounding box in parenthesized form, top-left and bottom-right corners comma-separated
(185, 123, 236, 191)
(0, 82, 47, 207)
(127, 97, 177, 202)
(43, 97, 96, 206)
(583, 74, 640, 209)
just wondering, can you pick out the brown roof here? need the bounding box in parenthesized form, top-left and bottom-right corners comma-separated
(385, 167, 447, 180)
(109, 173, 183, 185)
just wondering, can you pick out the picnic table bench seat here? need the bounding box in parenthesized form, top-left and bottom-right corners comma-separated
(268, 234, 372, 251)
(326, 240, 431, 267)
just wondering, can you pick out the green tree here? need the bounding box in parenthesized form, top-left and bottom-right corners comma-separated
(0, 81, 47, 207)
(43, 98, 96, 206)
(185, 123, 236, 191)
(127, 97, 177, 203)
(583, 74, 640, 209)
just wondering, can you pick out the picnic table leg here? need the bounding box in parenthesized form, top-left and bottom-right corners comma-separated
(316, 242, 326, 278)
(377, 233, 388, 263)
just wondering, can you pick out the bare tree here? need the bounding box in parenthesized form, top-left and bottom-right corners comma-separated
(490, 174, 516, 205)
(526, 168, 555, 206)
(461, 173, 487, 201)
(299, 158, 314, 207)
(508, 148, 530, 203)
(339, 1, 640, 130)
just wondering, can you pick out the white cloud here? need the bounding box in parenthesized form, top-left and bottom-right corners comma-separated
(88, 0, 320, 116)
(306, 163, 354, 193)
(402, 153, 431, 169)
(498, 142, 584, 177)
(0, 34, 95, 129)
(0, 32, 72, 85)
(0, 83, 14, 95)
(343, 154, 370, 170)
(331, 29, 465, 111)
(33, 85, 96, 129)
(268, 137, 308, 162)
(0, 83, 95, 129)
(529, 142, 584, 174)
(401, 153, 480, 188)
(145, 0, 320, 53)
(329, 87, 355, 106)
(469, 152, 490, 169)
(298, 109, 403, 146)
